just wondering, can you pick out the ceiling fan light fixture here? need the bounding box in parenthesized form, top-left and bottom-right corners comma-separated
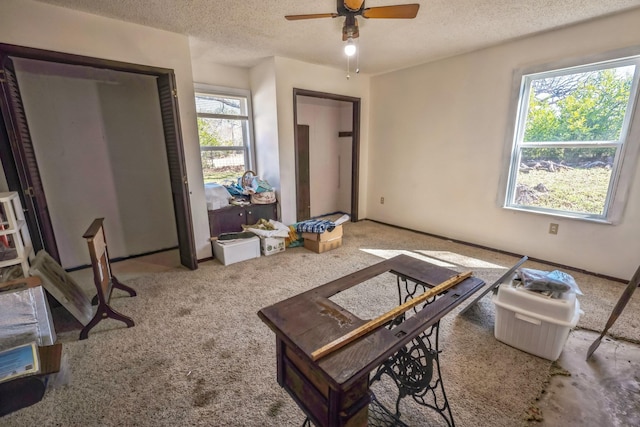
(285, 1, 420, 75)
(344, 38, 356, 57)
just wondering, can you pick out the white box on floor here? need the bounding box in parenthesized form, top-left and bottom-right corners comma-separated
(260, 237, 285, 256)
(492, 282, 581, 361)
(212, 236, 260, 266)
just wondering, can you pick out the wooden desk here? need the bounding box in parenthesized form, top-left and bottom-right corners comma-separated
(258, 254, 485, 426)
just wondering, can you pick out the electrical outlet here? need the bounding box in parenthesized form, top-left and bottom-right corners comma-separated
(380, 196, 385, 204)
(549, 223, 559, 235)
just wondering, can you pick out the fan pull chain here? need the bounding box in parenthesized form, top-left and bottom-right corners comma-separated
(346, 39, 360, 79)
(356, 39, 360, 75)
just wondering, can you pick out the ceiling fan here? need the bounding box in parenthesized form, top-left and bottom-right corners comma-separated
(285, 0, 420, 42)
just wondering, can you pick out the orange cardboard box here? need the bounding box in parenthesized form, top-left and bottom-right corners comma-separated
(304, 236, 342, 254)
(301, 225, 343, 242)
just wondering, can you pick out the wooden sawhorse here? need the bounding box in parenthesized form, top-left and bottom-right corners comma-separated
(79, 218, 136, 340)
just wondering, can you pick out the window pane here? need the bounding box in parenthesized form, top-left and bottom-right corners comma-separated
(195, 94, 245, 115)
(513, 147, 616, 215)
(200, 149, 245, 184)
(524, 66, 635, 142)
(198, 117, 245, 147)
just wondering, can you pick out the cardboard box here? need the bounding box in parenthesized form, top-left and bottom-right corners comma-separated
(212, 236, 260, 266)
(301, 225, 343, 242)
(0, 343, 62, 416)
(492, 282, 580, 361)
(261, 237, 285, 256)
(304, 236, 342, 254)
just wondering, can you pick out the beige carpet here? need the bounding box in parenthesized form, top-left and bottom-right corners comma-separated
(2, 220, 636, 426)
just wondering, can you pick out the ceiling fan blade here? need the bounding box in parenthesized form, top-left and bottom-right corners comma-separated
(362, 4, 420, 19)
(285, 13, 338, 20)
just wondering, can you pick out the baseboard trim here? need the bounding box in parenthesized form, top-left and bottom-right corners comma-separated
(366, 219, 626, 283)
(66, 246, 179, 272)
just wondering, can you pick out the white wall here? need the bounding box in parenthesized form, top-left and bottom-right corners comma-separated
(14, 59, 177, 268)
(0, 0, 211, 260)
(189, 38, 250, 90)
(98, 72, 178, 260)
(271, 57, 370, 225)
(367, 9, 640, 279)
(249, 58, 281, 201)
(297, 97, 347, 217)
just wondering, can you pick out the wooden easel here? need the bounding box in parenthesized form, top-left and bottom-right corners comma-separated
(79, 218, 136, 340)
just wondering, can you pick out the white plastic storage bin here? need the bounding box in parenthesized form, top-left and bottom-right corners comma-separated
(492, 282, 581, 361)
(212, 236, 260, 266)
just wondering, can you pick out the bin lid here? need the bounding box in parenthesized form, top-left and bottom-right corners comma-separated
(493, 281, 578, 322)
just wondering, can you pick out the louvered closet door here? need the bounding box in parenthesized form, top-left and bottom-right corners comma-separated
(156, 73, 197, 270)
(0, 53, 60, 262)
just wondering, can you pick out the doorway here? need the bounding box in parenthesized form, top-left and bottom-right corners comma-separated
(293, 88, 360, 222)
(0, 43, 197, 270)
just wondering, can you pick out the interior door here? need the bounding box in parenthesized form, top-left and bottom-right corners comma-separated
(295, 124, 311, 221)
(0, 54, 60, 262)
(156, 73, 197, 270)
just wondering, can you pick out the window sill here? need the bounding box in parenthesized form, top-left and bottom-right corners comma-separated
(502, 206, 613, 225)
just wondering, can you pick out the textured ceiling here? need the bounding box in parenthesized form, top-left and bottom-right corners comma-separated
(33, 0, 640, 75)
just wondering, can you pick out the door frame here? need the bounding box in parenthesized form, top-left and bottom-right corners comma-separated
(295, 124, 311, 221)
(0, 43, 198, 270)
(292, 88, 361, 221)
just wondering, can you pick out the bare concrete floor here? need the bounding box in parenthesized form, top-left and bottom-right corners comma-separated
(530, 329, 640, 427)
(69, 251, 640, 426)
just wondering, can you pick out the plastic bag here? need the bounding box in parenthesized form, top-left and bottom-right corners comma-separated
(243, 220, 290, 238)
(224, 183, 245, 196)
(251, 177, 273, 193)
(516, 268, 583, 295)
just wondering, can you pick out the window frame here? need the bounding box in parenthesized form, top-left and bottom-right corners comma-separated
(193, 84, 256, 178)
(500, 48, 640, 224)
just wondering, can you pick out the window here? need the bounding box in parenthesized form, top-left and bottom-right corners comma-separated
(504, 54, 640, 222)
(194, 85, 254, 184)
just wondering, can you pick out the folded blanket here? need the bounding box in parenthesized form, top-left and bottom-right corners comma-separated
(295, 219, 336, 233)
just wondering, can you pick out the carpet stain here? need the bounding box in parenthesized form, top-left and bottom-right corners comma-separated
(267, 400, 284, 417)
(191, 378, 218, 408)
(524, 405, 544, 422)
(193, 389, 218, 407)
(202, 337, 216, 350)
(224, 370, 242, 384)
(527, 360, 556, 421)
(177, 307, 192, 317)
(144, 287, 161, 298)
(550, 361, 571, 377)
